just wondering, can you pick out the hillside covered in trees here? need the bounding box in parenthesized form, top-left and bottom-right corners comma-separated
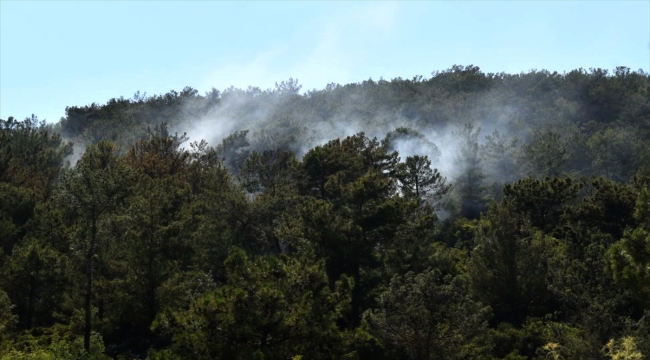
(1, 65, 650, 359)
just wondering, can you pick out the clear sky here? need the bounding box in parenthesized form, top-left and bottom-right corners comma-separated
(1, 1, 649, 123)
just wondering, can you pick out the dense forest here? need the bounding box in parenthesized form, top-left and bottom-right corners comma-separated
(1, 65, 649, 359)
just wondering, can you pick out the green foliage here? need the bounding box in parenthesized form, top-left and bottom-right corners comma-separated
(58, 141, 134, 353)
(123, 123, 190, 179)
(365, 267, 491, 359)
(282, 133, 412, 326)
(565, 177, 637, 239)
(0, 184, 36, 256)
(607, 188, 650, 305)
(489, 322, 540, 359)
(0, 115, 72, 199)
(395, 155, 451, 207)
(588, 128, 645, 182)
(151, 248, 355, 359)
(239, 149, 306, 253)
(0, 241, 71, 330)
(182, 163, 250, 275)
(240, 149, 304, 196)
(215, 130, 250, 175)
(502, 176, 582, 232)
(602, 336, 644, 360)
(481, 129, 523, 184)
(546, 223, 633, 344)
(0, 324, 108, 360)
(533, 320, 600, 359)
(0, 116, 72, 255)
(522, 129, 570, 178)
(301, 132, 398, 200)
(468, 202, 553, 325)
(380, 210, 442, 277)
(0, 290, 17, 341)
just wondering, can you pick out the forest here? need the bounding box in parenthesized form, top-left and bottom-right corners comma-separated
(0, 65, 649, 359)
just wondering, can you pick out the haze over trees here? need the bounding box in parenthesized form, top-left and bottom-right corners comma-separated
(1, 65, 649, 359)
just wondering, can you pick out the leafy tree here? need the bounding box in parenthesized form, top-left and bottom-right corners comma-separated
(607, 187, 650, 306)
(0, 322, 109, 359)
(0, 241, 71, 330)
(0, 115, 72, 200)
(394, 155, 451, 207)
(565, 177, 637, 239)
(602, 336, 644, 360)
(301, 133, 398, 200)
(547, 223, 635, 346)
(283, 133, 403, 326)
(122, 123, 190, 179)
(59, 141, 132, 352)
(239, 149, 306, 253)
(365, 267, 491, 360)
(481, 129, 522, 185)
(534, 320, 600, 359)
(503, 176, 582, 232)
(0, 289, 17, 342)
(0, 116, 72, 256)
(468, 202, 552, 325)
(522, 129, 570, 178)
(183, 163, 250, 278)
(154, 271, 217, 315)
(588, 127, 644, 181)
(0, 184, 36, 256)
(102, 174, 192, 354)
(151, 248, 354, 359)
(97, 125, 197, 355)
(240, 150, 304, 196)
(380, 209, 441, 278)
(273, 77, 302, 96)
(214, 130, 251, 175)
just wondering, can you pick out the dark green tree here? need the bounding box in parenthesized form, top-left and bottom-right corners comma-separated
(522, 129, 570, 178)
(565, 177, 637, 239)
(59, 141, 132, 352)
(503, 176, 582, 232)
(151, 248, 354, 359)
(395, 155, 451, 207)
(481, 129, 522, 184)
(0, 115, 72, 200)
(607, 187, 650, 306)
(468, 202, 553, 325)
(588, 127, 644, 181)
(215, 130, 251, 175)
(0, 116, 72, 256)
(365, 267, 491, 360)
(282, 133, 403, 326)
(0, 240, 71, 330)
(239, 149, 306, 253)
(122, 123, 190, 179)
(0, 289, 17, 344)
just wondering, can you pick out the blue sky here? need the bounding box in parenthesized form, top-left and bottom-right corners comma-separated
(1, 1, 648, 123)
